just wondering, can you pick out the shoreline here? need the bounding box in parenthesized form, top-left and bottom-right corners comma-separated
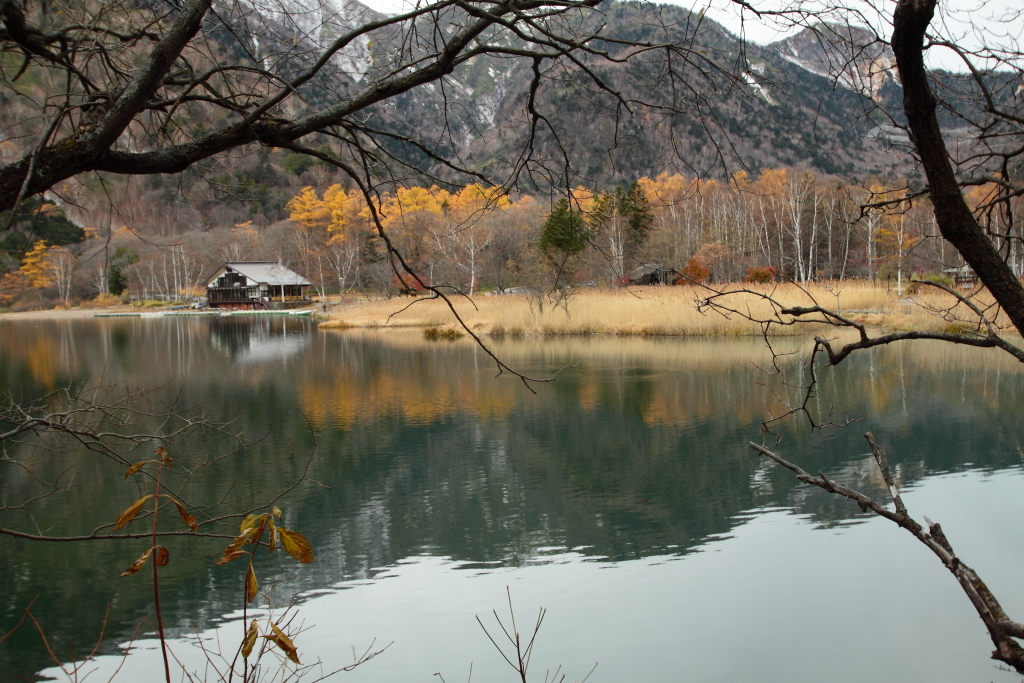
(0, 307, 125, 321)
(0, 306, 317, 322)
(0, 283, 1005, 338)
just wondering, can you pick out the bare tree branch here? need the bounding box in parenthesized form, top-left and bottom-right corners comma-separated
(751, 433, 1024, 673)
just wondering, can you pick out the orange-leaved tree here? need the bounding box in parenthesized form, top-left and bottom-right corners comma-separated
(20, 240, 54, 289)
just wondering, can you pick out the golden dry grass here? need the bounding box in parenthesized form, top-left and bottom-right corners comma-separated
(333, 327, 1024, 377)
(318, 281, 1017, 338)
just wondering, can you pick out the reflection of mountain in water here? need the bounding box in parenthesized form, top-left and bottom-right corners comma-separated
(4, 324, 1024, 679)
(209, 317, 312, 363)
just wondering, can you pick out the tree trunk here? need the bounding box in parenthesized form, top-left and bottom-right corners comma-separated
(892, 0, 1024, 336)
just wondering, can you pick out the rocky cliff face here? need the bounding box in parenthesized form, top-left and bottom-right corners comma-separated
(771, 23, 899, 101)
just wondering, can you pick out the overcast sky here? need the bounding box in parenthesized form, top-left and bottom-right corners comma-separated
(357, 0, 1022, 71)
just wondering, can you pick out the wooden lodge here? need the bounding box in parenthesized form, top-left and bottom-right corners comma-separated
(204, 262, 311, 309)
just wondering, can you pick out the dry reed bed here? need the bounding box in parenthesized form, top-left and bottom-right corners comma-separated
(319, 282, 1015, 338)
(336, 327, 1024, 375)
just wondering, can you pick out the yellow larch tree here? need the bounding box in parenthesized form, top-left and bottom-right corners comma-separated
(441, 184, 511, 295)
(446, 183, 511, 222)
(874, 187, 919, 295)
(20, 240, 54, 289)
(286, 186, 332, 231)
(322, 184, 349, 236)
(376, 186, 449, 279)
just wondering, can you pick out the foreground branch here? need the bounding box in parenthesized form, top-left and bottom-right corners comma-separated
(750, 433, 1024, 671)
(698, 279, 1024, 436)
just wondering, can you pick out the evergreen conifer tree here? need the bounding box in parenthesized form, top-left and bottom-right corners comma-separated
(538, 199, 588, 258)
(619, 181, 654, 251)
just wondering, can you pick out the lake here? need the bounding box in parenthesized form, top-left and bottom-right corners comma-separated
(2, 316, 1024, 682)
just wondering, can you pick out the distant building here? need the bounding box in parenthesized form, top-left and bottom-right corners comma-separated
(942, 264, 979, 289)
(627, 264, 677, 286)
(204, 262, 311, 309)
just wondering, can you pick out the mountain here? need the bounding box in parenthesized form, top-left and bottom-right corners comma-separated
(0, 0, 927, 236)
(771, 23, 899, 101)
(358, 3, 917, 186)
(233, 0, 916, 187)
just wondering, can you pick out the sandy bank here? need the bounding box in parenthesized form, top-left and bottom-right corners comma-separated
(0, 307, 138, 322)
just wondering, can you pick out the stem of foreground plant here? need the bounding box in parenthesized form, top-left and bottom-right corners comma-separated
(152, 460, 170, 683)
(242, 561, 248, 683)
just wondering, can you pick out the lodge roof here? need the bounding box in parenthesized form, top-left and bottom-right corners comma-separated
(628, 264, 671, 278)
(206, 262, 311, 287)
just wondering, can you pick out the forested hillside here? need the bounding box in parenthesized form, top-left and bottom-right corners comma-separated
(0, 0, 1010, 310)
(4, 169, 1018, 311)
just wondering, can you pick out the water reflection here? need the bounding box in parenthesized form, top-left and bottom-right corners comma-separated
(210, 316, 312, 364)
(2, 320, 1024, 680)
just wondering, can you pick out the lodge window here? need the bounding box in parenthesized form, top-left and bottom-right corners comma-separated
(215, 272, 248, 288)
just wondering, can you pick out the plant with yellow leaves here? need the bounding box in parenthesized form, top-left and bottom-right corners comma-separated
(115, 446, 317, 682)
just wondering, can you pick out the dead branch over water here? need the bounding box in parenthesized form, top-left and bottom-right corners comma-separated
(752, 433, 1024, 673)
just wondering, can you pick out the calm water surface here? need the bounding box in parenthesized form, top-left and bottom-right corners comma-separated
(2, 317, 1024, 682)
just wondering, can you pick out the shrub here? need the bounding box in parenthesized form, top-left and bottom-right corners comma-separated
(89, 292, 122, 307)
(423, 325, 464, 340)
(907, 273, 955, 294)
(744, 266, 777, 283)
(676, 258, 709, 284)
(10, 290, 52, 312)
(391, 274, 429, 294)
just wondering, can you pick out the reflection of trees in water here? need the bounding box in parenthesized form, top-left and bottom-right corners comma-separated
(4, 324, 1024, 678)
(209, 317, 312, 363)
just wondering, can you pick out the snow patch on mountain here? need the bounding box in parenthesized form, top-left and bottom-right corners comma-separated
(743, 71, 775, 105)
(768, 26, 897, 101)
(239, 0, 378, 81)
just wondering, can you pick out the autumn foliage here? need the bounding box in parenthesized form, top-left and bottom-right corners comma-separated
(678, 258, 710, 284)
(744, 266, 777, 283)
(2, 169, 1012, 309)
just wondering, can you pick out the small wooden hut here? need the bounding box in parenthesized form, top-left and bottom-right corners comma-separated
(627, 264, 676, 286)
(942, 264, 979, 290)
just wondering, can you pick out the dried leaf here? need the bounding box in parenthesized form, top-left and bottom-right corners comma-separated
(267, 519, 277, 554)
(216, 549, 247, 566)
(155, 545, 170, 566)
(219, 528, 257, 564)
(123, 461, 148, 479)
(239, 526, 259, 545)
(170, 498, 198, 532)
(245, 562, 258, 603)
(272, 506, 282, 519)
(164, 457, 174, 468)
(278, 528, 314, 564)
(154, 446, 167, 457)
(241, 619, 259, 659)
(243, 526, 261, 545)
(264, 621, 300, 664)
(120, 548, 153, 576)
(239, 514, 259, 535)
(114, 495, 154, 530)
(263, 634, 284, 659)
